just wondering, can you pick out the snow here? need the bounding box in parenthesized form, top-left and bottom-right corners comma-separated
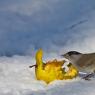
(0, 0, 95, 95)
(0, 0, 95, 56)
(0, 56, 95, 95)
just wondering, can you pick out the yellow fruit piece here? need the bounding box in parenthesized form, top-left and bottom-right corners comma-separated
(35, 49, 78, 84)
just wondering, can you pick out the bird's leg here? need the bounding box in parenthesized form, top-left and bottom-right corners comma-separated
(82, 71, 95, 80)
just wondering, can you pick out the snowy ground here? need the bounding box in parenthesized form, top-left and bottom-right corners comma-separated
(0, 56, 95, 95)
(0, 0, 95, 95)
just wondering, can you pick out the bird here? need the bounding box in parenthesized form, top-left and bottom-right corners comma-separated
(29, 49, 78, 84)
(61, 51, 95, 80)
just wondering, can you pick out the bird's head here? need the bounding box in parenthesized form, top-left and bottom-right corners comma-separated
(61, 51, 82, 63)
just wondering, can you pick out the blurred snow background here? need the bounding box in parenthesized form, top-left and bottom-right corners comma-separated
(0, 0, 95, 95)
(0, 0, 95, 56)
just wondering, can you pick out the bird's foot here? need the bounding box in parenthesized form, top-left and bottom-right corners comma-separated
(82, 72, 95, 81)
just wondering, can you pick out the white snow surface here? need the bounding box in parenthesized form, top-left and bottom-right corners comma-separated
(0, 56, 95, 95)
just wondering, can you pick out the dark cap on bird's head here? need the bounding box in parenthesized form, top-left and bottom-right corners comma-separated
(61, 51, 82, 59)
(66, 51, 81, 56)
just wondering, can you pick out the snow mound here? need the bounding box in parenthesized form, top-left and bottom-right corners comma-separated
(0, 56, 95, 95)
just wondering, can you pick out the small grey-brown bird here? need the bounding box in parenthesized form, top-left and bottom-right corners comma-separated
(61, 51, 95, 80)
